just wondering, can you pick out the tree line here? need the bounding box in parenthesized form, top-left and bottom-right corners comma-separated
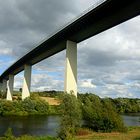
(78, 93, 140, 114)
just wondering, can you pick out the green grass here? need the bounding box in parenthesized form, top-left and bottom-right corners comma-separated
(0, 128, 58, 140)
(0, 135, 58, 140)
(76, 127, 140, 140)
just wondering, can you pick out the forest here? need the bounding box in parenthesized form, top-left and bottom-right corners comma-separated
(0, 91, 139, 116)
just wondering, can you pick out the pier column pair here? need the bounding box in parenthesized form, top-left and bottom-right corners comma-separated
(3, 64, 32, 101)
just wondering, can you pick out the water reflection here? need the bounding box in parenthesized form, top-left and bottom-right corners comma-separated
(0, 115, 60, 136)
(0, 114, 139, 137)
(122, 113, 140, 127)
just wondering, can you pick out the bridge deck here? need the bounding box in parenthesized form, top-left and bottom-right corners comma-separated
(0, 0, 140, 81)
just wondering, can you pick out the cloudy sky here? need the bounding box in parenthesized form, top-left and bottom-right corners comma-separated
(0, 0, 140, 98)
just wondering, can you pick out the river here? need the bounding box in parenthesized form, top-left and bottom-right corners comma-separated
(121, 113, 140, 127)
(0, 114, 139, 137)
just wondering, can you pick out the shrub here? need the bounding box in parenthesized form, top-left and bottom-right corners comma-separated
(101, 99, 126, 132)
(4, 128, 15, 140)
(134, 138, 140, 140)
(22, 98, 37, 114)
(35, 100, 49, 114)
(0, 100, 16, 115)
(58, 94, 82, 140)
(0, 96, 50, 116)
(82, 95, 126, 132)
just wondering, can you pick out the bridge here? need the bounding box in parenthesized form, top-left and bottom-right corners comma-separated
(0, 0, 140, 100)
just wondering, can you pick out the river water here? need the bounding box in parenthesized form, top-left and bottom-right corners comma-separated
(0, 115, 60, 137)
(0, 114, 139, 137)
(121, 113, 140, 127)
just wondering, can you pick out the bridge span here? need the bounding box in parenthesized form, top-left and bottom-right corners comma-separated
(0, 0, 140, 100)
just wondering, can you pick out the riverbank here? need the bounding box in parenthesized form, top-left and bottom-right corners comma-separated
(76, 127, 140, 140)
(0, 127, 139, 140)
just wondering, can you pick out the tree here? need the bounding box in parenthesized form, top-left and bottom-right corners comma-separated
(58, 94, 82, 140)
(82, 94, 126, 132)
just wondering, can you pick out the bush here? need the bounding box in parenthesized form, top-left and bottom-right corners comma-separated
(101, 99, 126, 132)
(58, 94, 82, 140)
(49, 105, 60, 115)
(35, 100, 49, 114)
(82, 95, 126, 132)
(22, 98, 37, 114)
(0, 101, 16, 115)
(134, 138, 140, 140)
(0, 96, 50, 116)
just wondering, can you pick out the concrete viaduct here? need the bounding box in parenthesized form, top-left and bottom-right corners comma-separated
(0, 0, 140, 100)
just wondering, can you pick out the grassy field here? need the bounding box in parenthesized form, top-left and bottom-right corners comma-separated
(39, 97, 60, 105)
(76, 127, 140, 140)
(12, 95, 60, 106)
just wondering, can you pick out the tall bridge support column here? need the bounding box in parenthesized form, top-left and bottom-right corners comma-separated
(22, 64, 32, 100)
(7, 75, 14, 101)
(2, 79, 7, 93)
(64, 40, 77, 97)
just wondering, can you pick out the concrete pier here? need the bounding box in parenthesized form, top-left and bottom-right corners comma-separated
(22, 64, 32, 100)
(64, 40, 77, 97)
(7, 75, 14, 101)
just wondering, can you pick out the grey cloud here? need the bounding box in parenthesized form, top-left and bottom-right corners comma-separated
(0, 1, 75, 55)
(0, 0, 96, 59)
(84, 49, 120, 67)
(127, 73, 140, 81)
(31, 74, 64, 91)
(16, 0, 78, 33)
(34, 50, 65, 72)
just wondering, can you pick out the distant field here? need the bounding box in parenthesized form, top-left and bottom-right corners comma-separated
(76, 127, 140, 140)
(11, 95, 61, 106)
(40, 97, 60, 105)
